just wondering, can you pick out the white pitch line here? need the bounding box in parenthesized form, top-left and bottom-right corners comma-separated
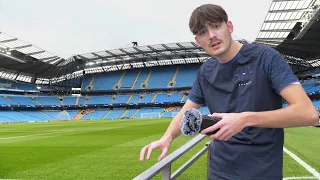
(284, 147, 320, 180)
(0, 130, 74, 140)
(283, 176, 318, 180)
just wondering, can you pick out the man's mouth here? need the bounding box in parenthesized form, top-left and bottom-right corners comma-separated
(211, 42, 221, 48)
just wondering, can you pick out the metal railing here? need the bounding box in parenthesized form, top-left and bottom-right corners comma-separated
(133, 134, 211, 180)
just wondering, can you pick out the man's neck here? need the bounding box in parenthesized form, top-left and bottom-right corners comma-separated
(216, 41, 243, 63)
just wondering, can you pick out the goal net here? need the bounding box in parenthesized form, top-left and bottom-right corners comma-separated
(54, 110, 71, 120)
(141, 112, 160, 119)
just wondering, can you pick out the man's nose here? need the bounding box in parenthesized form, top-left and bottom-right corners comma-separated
(208, 28, 217, 39)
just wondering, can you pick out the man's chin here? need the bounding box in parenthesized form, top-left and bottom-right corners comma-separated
(208, 50, 224, 57)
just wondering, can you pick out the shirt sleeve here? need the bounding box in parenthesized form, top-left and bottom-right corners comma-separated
(188, 70, 206, 105)
(262, 48, 300, 95)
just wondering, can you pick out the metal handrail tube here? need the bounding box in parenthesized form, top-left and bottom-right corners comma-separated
(171, 145, 209, 179)
(133, 134, 207, 180)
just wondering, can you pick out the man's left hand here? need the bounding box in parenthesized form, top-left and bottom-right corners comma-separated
(200, 112, 247, 141)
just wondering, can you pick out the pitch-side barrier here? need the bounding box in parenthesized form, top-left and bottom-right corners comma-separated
(133, 134, 211, 180)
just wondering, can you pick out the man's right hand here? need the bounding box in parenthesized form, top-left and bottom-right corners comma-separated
(139, 100, 201, 162)
(139, 136, 172, 162)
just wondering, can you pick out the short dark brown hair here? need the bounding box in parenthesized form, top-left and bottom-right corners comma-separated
(189, 4, 228, 35)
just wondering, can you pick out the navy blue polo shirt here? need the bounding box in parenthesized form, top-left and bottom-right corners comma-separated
(188, 43, 299, 180)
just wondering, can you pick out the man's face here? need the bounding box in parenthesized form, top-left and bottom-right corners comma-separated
(195, 21, 234, 57)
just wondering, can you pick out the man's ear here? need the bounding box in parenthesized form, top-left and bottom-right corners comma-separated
(195, 36, 202, 48)
(227, 21, 234, 33)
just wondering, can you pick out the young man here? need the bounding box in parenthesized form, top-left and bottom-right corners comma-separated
(139, 4, 319, 180)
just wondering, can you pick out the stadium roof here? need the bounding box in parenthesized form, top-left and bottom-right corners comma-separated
(72, 42, 211, 71)
(71, 40, 251, 74)
(0, 31, 78, 83)
(0, 40, 230, 84)
(0, 31, 64, 64)
(254, 0, 320, 66)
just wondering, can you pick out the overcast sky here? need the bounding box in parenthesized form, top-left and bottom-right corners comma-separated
(0, 0, 272, 59)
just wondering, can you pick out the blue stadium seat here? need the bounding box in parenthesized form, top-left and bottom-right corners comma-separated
(86, 96, 113, 104)
(37, 96, 61, 106)
(154, 93, 182, 103)
(129, 94, 141, 104)
(303, 82, 320, 94)
(63, 96, 76, 105)
(140, 94, 154, 103)
(113, 95, 130, 104)
(106, 109, 125, 119)
(147, 66, 177, 89)
(80, 64, 199, 91)
(133, 69, 149, 89)
(0, 96, 17, 105)
(93, 71, 123, 90)
(10, 96, 38, 105)
(119, 69, 140, 89)
(175, 64, 199, 87)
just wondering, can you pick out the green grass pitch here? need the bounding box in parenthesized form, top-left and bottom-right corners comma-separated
(0, 118, 319, 180)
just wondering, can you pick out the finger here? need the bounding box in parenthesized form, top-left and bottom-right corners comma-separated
(158, 146, 169, 162)
(146, 146, 154, 160)
(211, 127, 228, 140)
(140, 145, 149, 161)
(223, 134, 233, 141)
(211, 113, 225, 118)
(201, 121, 222, 134)
(220, 130, 231, 141)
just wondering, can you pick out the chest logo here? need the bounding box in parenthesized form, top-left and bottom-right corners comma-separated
(235, 67, 252, 86)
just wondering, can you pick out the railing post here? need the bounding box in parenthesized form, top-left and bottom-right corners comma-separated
(162, 164, 171, 180)
(207, 140, 212, 179)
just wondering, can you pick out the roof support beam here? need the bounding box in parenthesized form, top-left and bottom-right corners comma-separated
(91, 52, 104, 59)
(0, 38, 18, 43)
(255, 38, 287, 41)
(45, 57, 62, 64)
(105, 50, 117, 56)
(26, 50, 45, 56)
(161, 44, 179, 55)
(254, 40, 282, 44)
(269, 8, 314, 13)
(260, 29, 293, 32)
(147, 45, 172, 60)
(264, 19, 308, 23)
(13, 44, 32, 49)
(119, 48, 138, 59)
(176, 43, 186, 50)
